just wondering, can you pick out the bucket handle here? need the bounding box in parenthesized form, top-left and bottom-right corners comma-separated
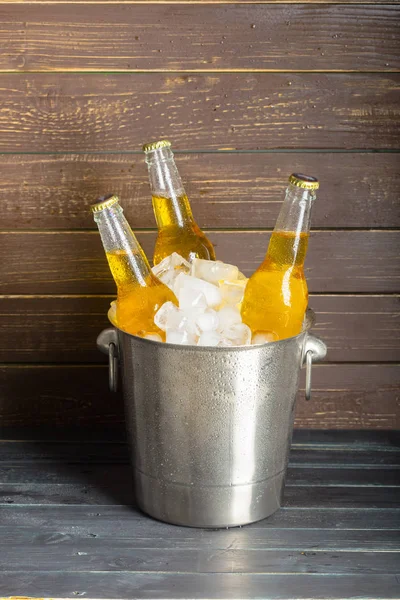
(302, 335, 327, 401)
(97, 328, 119, 393)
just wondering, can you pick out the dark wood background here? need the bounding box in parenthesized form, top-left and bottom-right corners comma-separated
(0, 1, 399, 429)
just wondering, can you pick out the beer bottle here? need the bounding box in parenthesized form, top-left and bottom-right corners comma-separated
(241, 173, 319, 341)
(142, 140, 216, 264)
(91, 194, 177, 338)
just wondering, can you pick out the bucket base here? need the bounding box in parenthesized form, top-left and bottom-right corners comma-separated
(134, 469, 285, 528)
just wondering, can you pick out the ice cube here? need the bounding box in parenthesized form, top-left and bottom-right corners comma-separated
(173, 271, 186, 296)
(152, 253, 191, 291)
(171, 252, 191, 270)
(166, 307, 186, 329)
(195, 309, 219, 333)
(222, 323, 251, 346)
(174, 273, 222, 308)
(217, 305, 242, 332)
(219, 279, 247, 306)
(218, 338, 235, 347)
(108, 300, 117, 326)
(143, 332, 163, 343)
(160, 304, 199, 336)
(166, 329, 197, 345)
(192, 258, 239, 285)
(153, 252, 191, 276)
(154, 301, 179, 332)
(178, 287, 208, 311)
(197, 331, 222, 347)
(251, 331, 279, 345)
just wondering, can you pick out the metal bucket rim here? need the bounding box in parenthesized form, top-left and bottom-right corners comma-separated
(109, 307, 316, 352)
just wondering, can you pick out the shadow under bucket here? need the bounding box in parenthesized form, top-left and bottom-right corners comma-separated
(97, 308, 327, 528)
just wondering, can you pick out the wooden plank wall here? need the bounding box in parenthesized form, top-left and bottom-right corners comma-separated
(0, 0, 399, 429)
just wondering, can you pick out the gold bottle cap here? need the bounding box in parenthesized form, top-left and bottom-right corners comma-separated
(142, 139, 171, 152)
(288, 173, 319, 190)
(91, 194, 120, 213)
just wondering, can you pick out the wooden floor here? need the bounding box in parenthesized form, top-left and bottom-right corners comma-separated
(0, 429, 399, 599)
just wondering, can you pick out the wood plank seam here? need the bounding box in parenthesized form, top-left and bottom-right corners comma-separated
(0, 149, 399, 153)
(1, 70, 400, 73)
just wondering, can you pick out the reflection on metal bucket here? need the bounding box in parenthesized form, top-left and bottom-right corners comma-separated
(97, 308, 326, 528)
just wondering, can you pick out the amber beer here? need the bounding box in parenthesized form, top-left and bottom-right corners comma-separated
(143, 140, 216, 264)
(91, 194, 177, 338)
(241, 174, 319, 340)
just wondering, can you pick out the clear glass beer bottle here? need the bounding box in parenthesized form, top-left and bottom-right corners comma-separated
(143, 140, 216, 264)
(241, 174, 319, 341)
(91, 194, 177, 338)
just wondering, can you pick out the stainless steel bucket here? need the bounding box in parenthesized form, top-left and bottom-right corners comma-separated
(97, 309, 326, 528)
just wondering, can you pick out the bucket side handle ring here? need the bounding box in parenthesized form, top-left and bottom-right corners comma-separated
(97, 328, 119, 393)
(302, 335, 327, 401)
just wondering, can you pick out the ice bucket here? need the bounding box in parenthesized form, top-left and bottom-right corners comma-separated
(97, 309, 326, 528)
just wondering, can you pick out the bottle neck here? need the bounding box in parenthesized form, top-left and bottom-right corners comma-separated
(145, 146, 194, 228)
(93, 203, 151, 287)
(274, 183, 315, 235)
(267, 184, 316, 267)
